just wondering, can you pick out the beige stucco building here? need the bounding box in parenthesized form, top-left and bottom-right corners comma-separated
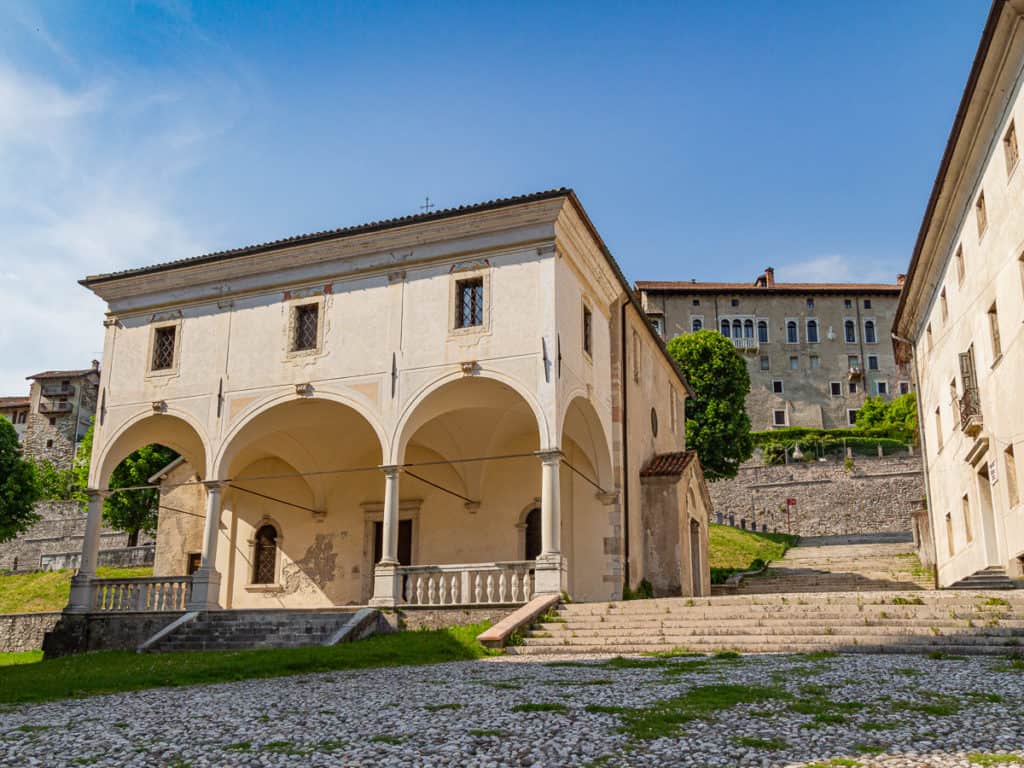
(895, 0, 1024, 588)
(637, 271, 906, 431)
(67, 189, 711, 615)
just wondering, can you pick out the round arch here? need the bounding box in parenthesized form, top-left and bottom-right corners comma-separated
(558, 394, 614, 491)
(212, 391, 389, 481)
(390, 370, 551, 465)
(92, 409, 210, 489)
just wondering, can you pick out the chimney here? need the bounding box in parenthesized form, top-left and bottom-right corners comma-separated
(91, 359, 100, 371)
(764, 267, 775, 287)
(896, 273, 906, 287)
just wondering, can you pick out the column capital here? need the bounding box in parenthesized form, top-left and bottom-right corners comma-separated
(534, 449, 563, 464)
(379, 464, 403, 478)
(202, 480, 227, 492)
(86, 489, 110, 502)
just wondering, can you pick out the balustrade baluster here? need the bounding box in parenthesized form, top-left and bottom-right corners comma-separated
(498, 572, 508, 602)
(428, 574, 439, 605)
(415, 575, 426, 605)
(473, 573, 482, 603)
(486, 573, 496, 603)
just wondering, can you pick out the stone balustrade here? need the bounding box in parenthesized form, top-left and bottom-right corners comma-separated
(92, 576, 191, 612)
(398, 561, 535, 606)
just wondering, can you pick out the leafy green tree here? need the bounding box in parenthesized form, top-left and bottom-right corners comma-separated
(0, 419, 40, 542)
(856, 392, 918, 442)
(666, 329, 754, 480)
(73, 422, 178, 546)
(30, 459, 76, 501)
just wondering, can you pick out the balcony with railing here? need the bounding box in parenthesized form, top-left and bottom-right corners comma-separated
(847, 366, 863, 380)
(40, 383, 74, 398)
(960, 388, 983, 436)
(92, 576, 192, 612)
(731, 337, 759, 353)
(38, 400, 73, 414)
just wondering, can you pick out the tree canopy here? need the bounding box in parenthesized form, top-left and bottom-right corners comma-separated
(855, 392, 918, 443)
(666, 329, 753, 480)
(74, 423, 178, 546)
(0, 419, 40, 543)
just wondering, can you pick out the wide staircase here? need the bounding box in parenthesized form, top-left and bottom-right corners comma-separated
(950, 566, 1017, 590)
(512, 591, 1024, 656)
(727, 534, 934, 595)
(148, 609, 367, 652)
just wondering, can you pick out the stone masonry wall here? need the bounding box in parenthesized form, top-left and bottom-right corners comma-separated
(22, 375, 98, 470)
(0, 613, 61, 653)
(0, 501, 153, 573)
(708, 453, 925, 537)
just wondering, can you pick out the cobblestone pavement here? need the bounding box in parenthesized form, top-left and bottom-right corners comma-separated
(2, 652, 1024, 767)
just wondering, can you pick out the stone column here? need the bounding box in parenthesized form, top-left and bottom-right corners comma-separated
(534, 450, 567, 595)
(187, 481, 225, 610)
(370, 466, 402, 607)
(66, 489, 106, 613)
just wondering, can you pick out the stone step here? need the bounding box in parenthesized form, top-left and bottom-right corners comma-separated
(521, 631, 1023, 648)
(537, 617, 1024, 631)
(507, 641, 1017, 656)
(150, 609, 359, 652)
(527, 625, 1024, 640)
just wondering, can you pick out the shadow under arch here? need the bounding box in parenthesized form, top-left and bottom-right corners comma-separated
(391, 370, 551, 466)
(559, 394, 614, 492)
(92, 410, 209, 489)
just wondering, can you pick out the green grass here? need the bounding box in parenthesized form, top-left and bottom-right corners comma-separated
(0, 622, 497, 705)
(0, 651, 43, 667)
(708, 523, 798, 584)
(511, 702, 569, 714)
(732, 736, 788, 750)
(968, 755, 1024, 766)
(468, 729, 509, 737)
(0, 567, 153, 615)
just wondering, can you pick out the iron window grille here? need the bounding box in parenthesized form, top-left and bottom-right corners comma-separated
(253, 525, 278, 584)
(582, 305, 593, 355)
(455, 278, 484, 328)
(151, 326, 176, 371)
(293, 304, 319, 351)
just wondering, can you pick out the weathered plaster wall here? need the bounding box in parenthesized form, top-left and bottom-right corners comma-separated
(153, 461, 206, 577)
(708, 454, 924, 537)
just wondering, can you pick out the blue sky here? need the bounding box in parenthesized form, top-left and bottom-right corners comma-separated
(0, 0, 988, 394)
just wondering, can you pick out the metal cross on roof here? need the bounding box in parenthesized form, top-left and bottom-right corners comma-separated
(420, 196, 435, 213)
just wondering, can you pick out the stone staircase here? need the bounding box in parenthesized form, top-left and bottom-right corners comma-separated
(949, 566, 1017, 590)
(725, 535, 934, 595)
(512, 591, 1024, 656)
(149, 609, 367, 652)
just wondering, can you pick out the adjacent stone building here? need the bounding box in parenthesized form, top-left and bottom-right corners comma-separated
(894, 0, 1024, 587)
(636, 270, 906, 431)
(21, 364, 100, 468)
(0, 396, 30, 441)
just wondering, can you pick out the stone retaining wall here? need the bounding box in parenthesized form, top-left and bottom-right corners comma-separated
(393, 606, 512, 631)
(0, 613, 61, 653)
(708, 453, 925, 537)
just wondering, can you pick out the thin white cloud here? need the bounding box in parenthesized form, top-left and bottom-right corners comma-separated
(779, 254, 896, 285)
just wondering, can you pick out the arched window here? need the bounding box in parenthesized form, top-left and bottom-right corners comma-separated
(744, 319, 754, 338)
(732, 320, 742, 338)
(844, 320, 856, 343)
(253, 524, 278, 584)
(524, 508, 542, 561)
(757, 321, 768, 343)
(720, 319, 730, 337)
(787, 321, 798, 344)
(692, 318, 703, 332)
(807, 319, 819, 343)
(864, 320, 876, 344)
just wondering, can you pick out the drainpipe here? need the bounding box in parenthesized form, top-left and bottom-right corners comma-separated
(619, 299, 631, 592)
(892, 331, 938, 589)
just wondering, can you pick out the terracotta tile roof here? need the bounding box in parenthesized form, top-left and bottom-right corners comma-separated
(80, 188, 574, 285)
(27, 368, 99, 380)
(636, 280, 901, 295)
(640, 450, 697, 478)
(0, 397, 29, 409)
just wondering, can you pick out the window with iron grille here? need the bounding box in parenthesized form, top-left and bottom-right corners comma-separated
(582, 305, 593, 355)
(293, 304, 319, 351)
(151, 326, 176, 371)
(455, 278, 484, 328)
(253, 525, 278, 584)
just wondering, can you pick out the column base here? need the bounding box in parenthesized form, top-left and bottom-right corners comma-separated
(65, 574, 95, 614)
(369, 563, 401, 608)
(534, 554, 567, 596)
(186, 569, 222, 611)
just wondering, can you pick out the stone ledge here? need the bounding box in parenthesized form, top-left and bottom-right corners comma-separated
(477, 594, 561, 649)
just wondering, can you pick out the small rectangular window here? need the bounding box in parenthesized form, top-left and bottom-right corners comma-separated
(760, 356, 770, 371)
(730, 298, 739, 307)
(863, 299, 872, 309)
(899, 381, 910, 395)
(935, 407, 943, 451)
(1005, 120, 1019, 175)
(849, 382, 858, 394)
(844, 299, 852, 309)
(809, 355, 820, 369)
(848, 355, 859, 370)
(582, 304, 593, 355)
(692, 298, 700, 307)
(830, 382, 842, 396)
(989, 302, 1002, 360)
(876, 381, 888, 395)
(151, 326, 177, 370)
(455, 278, 484, 328)
(926, 324, 934, 353)
(945, 513, 954, 556)
(976, 191, 988, 238)
(292, 304, 319, 351)
(962, 494, 973, 542)
(847, 409, 859, 426)
(955, 245, 965, 284)
(1006, 444, 1019, 508)
(806, 298, 814, 309)
(868, 355, 878, 371)
(940, 288, 948, 322)
(772, 379, 784, 394)
(773, 409, 787, 427)
(789, 356, 798, 370)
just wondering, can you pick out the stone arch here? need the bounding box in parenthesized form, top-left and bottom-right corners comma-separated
(391, 370, 551, 465)
(515, 499, 543, 561)
(91, 408, 209, 489)
(558, 394, 614, 491)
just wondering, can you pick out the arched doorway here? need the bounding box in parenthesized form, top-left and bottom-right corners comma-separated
(690, 518, 702, 596)
(524, 507, 542, 562)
